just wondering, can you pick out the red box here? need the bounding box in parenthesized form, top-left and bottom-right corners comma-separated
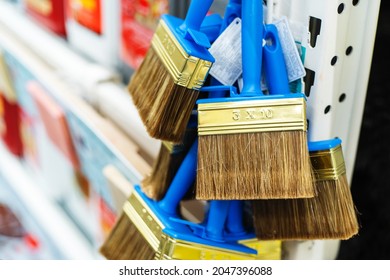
(25, 0, 67, 36)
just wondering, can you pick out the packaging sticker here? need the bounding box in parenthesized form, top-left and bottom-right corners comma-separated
(209, 18, 242, 86)
(273, 16, 306, 82)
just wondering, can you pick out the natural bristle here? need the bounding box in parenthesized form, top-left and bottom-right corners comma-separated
(141, 143, 184, 200)
(252, 174, 359, 240)
(196, 131, 316, 200)
(100, 212, 156, 260)
(128, 48, 198, 143)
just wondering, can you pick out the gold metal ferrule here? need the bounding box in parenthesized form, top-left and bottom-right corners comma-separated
(162, 141, 175, 153)
(162, 141, 184, 154)
(238, 239, 282, 260)
(152, 20, 213, 90)
(197, 98, 307, 136)
(123, 191, 164, 251)
(310, 144, 346, 181)
(155, 233, 258, 260)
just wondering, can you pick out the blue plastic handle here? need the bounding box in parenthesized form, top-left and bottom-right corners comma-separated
(200, 14, 223, 43)
(179, 0, 214, 32)
(157, 138, 198, 215)
(220, 0, 242, 33)
(226, 200, 246, 235)
(206, 200, 231, 241)
(241, 0, 263, 96)
(308, 138, 342, 152)
(263, 24, 290, 95)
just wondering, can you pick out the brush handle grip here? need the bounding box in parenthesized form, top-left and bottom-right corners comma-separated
(308, 138, 342, 152)
(241, 0, 263, 96)
(263, 24, 290, 95)
(180, 0, 214, 31)
(158, 138, 198, 215)
(206, 200, 230, 241)
(220, 0, 242, 32)
(226, 200, 246, 234)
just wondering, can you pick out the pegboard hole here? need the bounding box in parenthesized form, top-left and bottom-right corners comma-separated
(346, 46, 353, 56)
(324, 105, 331, 114)
(338, 3, 345, 14)
(331, 56, 338, 66)
(339, 93, 347, 102)
(352, 0, 360, 6)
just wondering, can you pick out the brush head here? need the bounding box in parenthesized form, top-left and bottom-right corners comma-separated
(128, 16, 213, 143)
(99, 212, 156, 260)
(141, 142, 187, 200)
(196, 131, 316, 200)
(141, 125, 197, 200)
(128, 47, 199, 143)
(252, 173, 359, 240)
(196, 95, 316, 200)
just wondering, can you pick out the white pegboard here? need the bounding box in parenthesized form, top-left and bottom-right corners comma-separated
(270, 0, 381, 259)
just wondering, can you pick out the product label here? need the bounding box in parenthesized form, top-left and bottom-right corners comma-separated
(69, 0, 102, 34)
(121, 0, 168, 69)
(25, 0, 53, 16)
(274, 16, 306, 82)
(209, 18, 242, 86)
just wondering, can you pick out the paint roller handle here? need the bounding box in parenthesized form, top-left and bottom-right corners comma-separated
(158, 138, 198, 215)
(263, 24, 290, 95)
(241, 0, 263, 96)
(180, 0, 214, 31)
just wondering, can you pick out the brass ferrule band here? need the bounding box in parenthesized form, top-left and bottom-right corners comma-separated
(310, 144, 346, 180)
(123, 191, 164, 251)
(151, 20, 213, 90)
(197, 98, 307, 136)
(156, 233, 258, 260)
(162, 141, 184, 154)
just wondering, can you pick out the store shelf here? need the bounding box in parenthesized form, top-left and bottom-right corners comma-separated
(0, 0, 160, 160)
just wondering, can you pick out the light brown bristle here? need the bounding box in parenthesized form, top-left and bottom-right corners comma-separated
(128, 48, 198, 143)
(196, 131, 316, 200)
(252, 174, 359, 240)
(141, 143, 185, 201)
(99, 212, 156, 260)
